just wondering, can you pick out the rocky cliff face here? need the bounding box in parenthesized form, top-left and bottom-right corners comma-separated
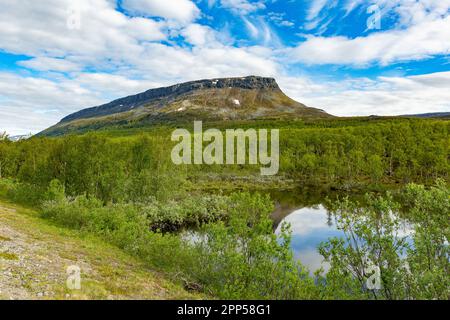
(61, 76, 281, 123)
(42, 76, 332, 136)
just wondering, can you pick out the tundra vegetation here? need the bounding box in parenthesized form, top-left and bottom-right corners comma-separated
(0, 117, 448, 299)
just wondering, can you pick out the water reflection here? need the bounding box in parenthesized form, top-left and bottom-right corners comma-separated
(274, 205, 345, 274)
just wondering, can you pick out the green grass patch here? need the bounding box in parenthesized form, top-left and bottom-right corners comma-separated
(0, 251, 19, 260)
(0, 200, 203, 300)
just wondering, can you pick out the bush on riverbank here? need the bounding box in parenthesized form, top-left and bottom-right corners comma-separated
(318, 180, 450, 300)
(41, 180, 232, 232)
(40, 188, 319, 299)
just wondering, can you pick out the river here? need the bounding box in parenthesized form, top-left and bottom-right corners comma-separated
(269, 187, 414, 274)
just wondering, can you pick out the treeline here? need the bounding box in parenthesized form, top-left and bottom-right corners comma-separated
(279, 119, 449, 184)
(0, 134, 183, 204)
(0, 118, 448, 203)
(195, 118, 450, 185)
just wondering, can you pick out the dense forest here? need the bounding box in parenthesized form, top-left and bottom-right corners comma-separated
(1, 118, 448, 204)
(0, 117, 449, 299)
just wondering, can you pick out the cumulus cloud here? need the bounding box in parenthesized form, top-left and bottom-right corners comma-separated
(0, 72, 102, 134)
(279, 71, 450, 117)
(181, 24, 217, 46)
(0, 44, 278, 135)
(0, 0, 275, 77)
(0, 71, 168, 134)
(292, 16, 450, 65)
(125, 17, 167, 41)
(301, 0, 450, 56)
(121, 0, 200, 23)
(219, 0, 266, 15)
(0, 0, 167, 66)
(74, 73, 162, 98)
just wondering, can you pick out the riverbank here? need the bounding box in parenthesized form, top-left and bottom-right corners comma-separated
(0, 200, 202, 300)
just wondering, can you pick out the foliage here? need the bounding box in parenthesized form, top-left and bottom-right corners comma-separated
(40, 190, 318, 299)
(0, 118, 448, 203)
(41, 192, 231, 233)
(401, 180, 450, 299)
(190, 192, 318, 299)
(318, 180, 450, 300)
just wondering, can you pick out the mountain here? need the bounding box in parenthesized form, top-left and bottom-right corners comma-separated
(40, 76, 332, 136)
(401, 112, 450, 119)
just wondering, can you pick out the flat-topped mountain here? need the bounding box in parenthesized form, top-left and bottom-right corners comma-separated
(40, 76, 331, 136)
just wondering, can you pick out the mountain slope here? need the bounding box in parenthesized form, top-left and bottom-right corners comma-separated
(40, 76, 331, 136)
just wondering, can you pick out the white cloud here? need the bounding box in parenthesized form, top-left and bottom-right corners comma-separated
(0, 0, 167, 66)
(345, 0, 450, 27)
(74, 73, 162, 98)
(292, 16, 450, 65)
(220, 0, 266, 15)
(127, 43, 279, 80)
(0, 73, 95, 109)
(243, 17, 259, 38)
(0, 72, 102, 135)
(307, 0, 331, 21)
(304, 0, 338, 32)
(121, 0, 200, 23)
(0, 0, 280, 135)
(0, 45, 277, 136)
(279, 71, 450, 117)
(125, 17, 167, 41)
(242, 17, 281, 46)
(181, 24, 217, 46)
(268, 12, 295, 28)
(343, 0, 365, 15)
(18, 57, 81, 72)
(306, 0, 450, 36)
(0, 71, 169, 135)
(0, 106, 61, 136)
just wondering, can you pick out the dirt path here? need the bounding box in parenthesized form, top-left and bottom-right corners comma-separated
(0, 201, 198, 300)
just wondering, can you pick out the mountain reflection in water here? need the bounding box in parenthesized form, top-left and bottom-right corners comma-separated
(273, 205, 344, 274)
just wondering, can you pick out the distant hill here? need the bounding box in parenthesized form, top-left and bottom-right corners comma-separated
(8, 134, 33, 141)
(400, 112, 450, 119)
(39, 76, 332, 136)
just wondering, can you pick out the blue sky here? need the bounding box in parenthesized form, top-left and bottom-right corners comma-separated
(1, 0, 450, 135)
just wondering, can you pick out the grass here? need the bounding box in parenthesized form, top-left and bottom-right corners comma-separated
(0, 235, 11, 241)
(0, 251, 18, 260)
(0, 199, 204, 300)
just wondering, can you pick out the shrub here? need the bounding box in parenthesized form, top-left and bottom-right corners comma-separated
(40, 190, 319, 299)
(1, 180, 45, 206)
(188, 192, 319, 299)
(318, 180, 450, 300)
